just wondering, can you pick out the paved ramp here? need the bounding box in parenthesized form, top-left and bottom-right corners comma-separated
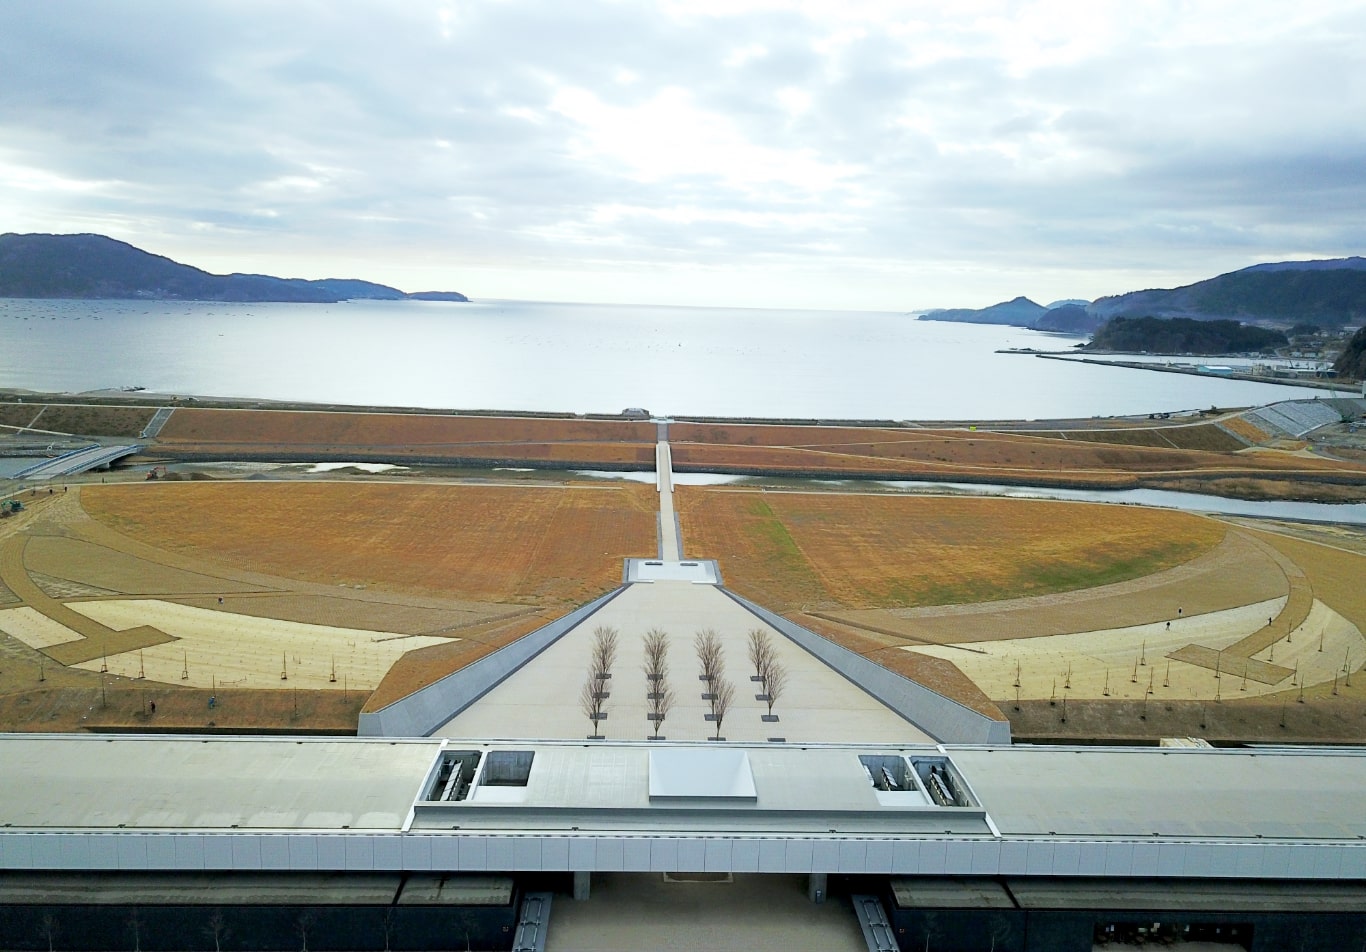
(655, 441, 681, 560)
(852, 894, 898, 952)
(513, 892, 552, 952)
(140, 407, 175, 438)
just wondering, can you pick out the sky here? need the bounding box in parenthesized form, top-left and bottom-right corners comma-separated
(2, 1, 1364, 310)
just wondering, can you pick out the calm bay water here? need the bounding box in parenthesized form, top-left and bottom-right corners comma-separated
(0, 297, 1346, 419)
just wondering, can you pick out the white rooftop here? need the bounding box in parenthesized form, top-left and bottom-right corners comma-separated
(4, 736, 1366, 880)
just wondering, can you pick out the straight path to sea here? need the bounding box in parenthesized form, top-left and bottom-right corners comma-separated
(0, 297, 1349, 420)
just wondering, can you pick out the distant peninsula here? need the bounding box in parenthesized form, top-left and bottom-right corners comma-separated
(0, 233, 468, 304)
(920, 257, 1366, 333)
(921, 297, 1105, 334)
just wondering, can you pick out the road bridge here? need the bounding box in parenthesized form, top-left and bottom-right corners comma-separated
(9, 442, 142, 479)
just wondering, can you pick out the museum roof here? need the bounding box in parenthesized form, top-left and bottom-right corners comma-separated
(3, 735, 1366, 845)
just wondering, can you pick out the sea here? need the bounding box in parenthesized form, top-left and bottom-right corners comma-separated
(0, 297, 1349, 420)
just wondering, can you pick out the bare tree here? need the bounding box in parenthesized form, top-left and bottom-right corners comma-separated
(297, 910, 316, 952)
(649, 684, 674, 739)
(579, 625, 618, 738)
(710, 677, 735, 740)
(643, 628, 670, 684)
(695, 628, 723, 686)
(204, 909, 228, 952)
(40, 913, 57, 952)
(580, 675, 607, 738)
(643, 628, 673, 739)
(127, 909, 144, 952)
(591, 625, 619, 680)
(747, 628, 774, 684)
(381, 908, 394, 952)
(763, 661, 787, 720)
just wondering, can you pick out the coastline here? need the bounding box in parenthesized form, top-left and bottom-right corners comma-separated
(1037, 353, 1354, 394)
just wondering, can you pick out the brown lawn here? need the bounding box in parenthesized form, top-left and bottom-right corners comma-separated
(1028, 423, 1245, 452)
(1219, 415, 1274, 445)
(677, 488, 1226, 612)
(667, 421, 1366, 493)
(80, 481, 658, 605)
(157, 408, 656, 447)
(0, 401, 155, 439)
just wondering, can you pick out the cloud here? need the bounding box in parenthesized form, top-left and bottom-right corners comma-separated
(1, 0, 1364, 308)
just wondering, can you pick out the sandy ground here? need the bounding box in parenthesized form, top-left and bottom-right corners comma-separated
(546, 873, 866, 952)
(437, 581, 933, 744)
(0, 606, 84, 649)
(61, 600, 453, 690)
(907, 597, 1366, 701)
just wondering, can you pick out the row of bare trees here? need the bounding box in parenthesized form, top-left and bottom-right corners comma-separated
(643, 627, 674, 739)
(695, 629, 735, 740)
(580, 625, 789, 739)
(747, 628, 787, 720)
(580, 625, 618, 739)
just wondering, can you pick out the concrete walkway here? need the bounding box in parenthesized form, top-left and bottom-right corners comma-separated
(435, 581, 931, 743)
(655, 441, 680, 560)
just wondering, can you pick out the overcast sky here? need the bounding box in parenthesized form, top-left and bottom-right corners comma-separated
(3, 1, 1364, 309)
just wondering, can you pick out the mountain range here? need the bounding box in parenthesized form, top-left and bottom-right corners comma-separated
(0, 233, 467, 303)
(921, 257, 1366, 334)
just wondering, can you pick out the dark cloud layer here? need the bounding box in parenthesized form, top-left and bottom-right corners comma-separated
(2, 1, 1363, 307)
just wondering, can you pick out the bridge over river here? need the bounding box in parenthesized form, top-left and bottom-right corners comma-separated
(8, 442, 142, 480)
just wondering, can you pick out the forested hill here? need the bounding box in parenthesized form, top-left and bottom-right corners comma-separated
(0, 233, 468, 303)
(1087, 316, 1287, 354)
(1089, 258, 1366, 326)
(919, 257, 1366, 331)
(1336, 326, 1366, 379)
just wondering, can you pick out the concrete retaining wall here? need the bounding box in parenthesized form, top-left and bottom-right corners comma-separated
(358, 588, 626, 738)
(723, 591, 1011, 745)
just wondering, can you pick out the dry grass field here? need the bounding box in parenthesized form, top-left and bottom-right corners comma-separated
(1026, 422, 1246, 452)
(3, 430, 1364, 742)
(0, 401, 155, 438)
(667, 421, 1366, 499)
(80, 481, 656, 603)
(0, 480, 657, 731)
(675, 486, 1366, 738)
(676, 488, 1226, 611)
(156, 407, 655, 452)
(1219, 415, 1275, 445)
(11, 397, 1360, 501)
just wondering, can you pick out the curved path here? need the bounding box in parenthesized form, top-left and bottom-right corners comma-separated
(0, 534, 174, 664)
